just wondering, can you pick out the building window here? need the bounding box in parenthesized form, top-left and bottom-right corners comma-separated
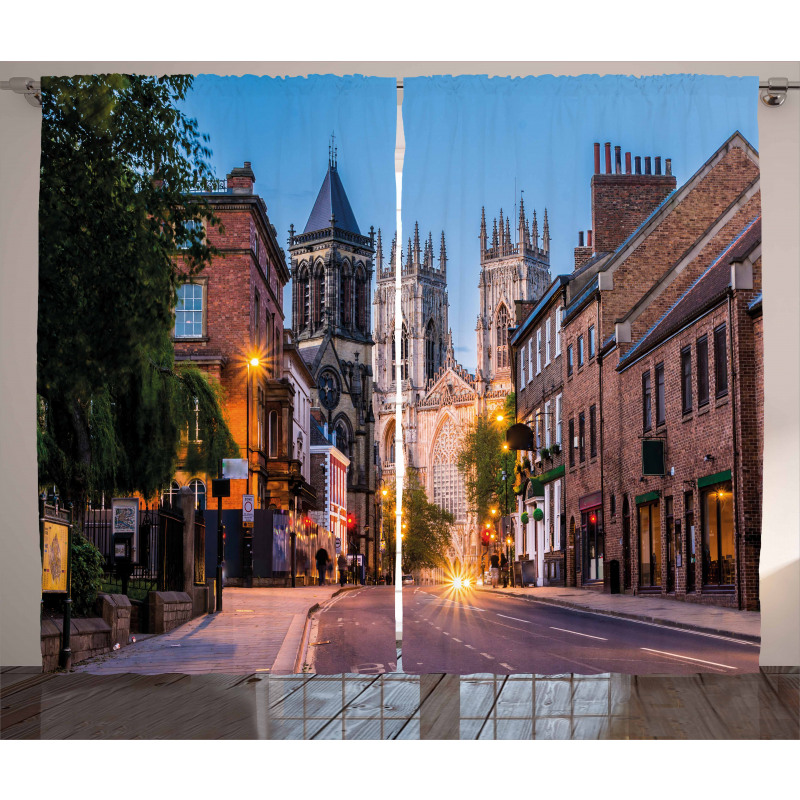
(496, 305, 511, 370)
(356, 269, 368, 332)
(313, 265, 325, 327)
(681, 347, 692, 415)
(697, 335, 709, 407)
(555, 306, 563, 356)
(665, 495, 676, 592)
(714, 324, 728, 397)
(432, 417, 467, 522)
(545, 319, 551, 365)
(701, 481, 735, 586)
(638, 500, 661, 588)
(685, 491, 696, 592)
(257, 386, 265, 451)
(655, 362, 666, 426)
(425, 319, 436, 383)
(162, 480, 181, 507)
(535, 328, 542, 374)
(268, 410, 278, 458)
(527, 340, 533, 383)
(544, 400, 551, 448)
(555, 394, 562, 445)
(568, 418, 575, 467)
(577, 335, 584, 368)
(254, 290, 261, 350)
(535, 409, 541, 450)
(589, 404, 596, 459)
(188, 478, 206, 512)
(567, 345, 574, 377)
(177, 219, 204, 249)
(642, 371, 652, 432)
(340, 269, 352, 327)
(588, 325, 596, 359)
(610, 494, 616, 518)
(188, 397, 202, 443)
(520, 347, 527, 389)
(582, 507, 603, 581)
(175, 283, 204, 338)
(578, 412, 585, 463)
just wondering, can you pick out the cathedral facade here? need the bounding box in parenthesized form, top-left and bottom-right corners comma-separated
(373, 200, 551, 570)
(289, 151, 377, 573)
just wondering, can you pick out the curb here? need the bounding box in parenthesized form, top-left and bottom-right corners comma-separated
(478, 588, 761, 644)
(294, 586, 362, 673)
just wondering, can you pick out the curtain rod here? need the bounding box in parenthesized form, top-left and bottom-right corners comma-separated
(4, 77, 799, 108)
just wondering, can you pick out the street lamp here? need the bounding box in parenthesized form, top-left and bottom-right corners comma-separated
(246, 356, 260, 498)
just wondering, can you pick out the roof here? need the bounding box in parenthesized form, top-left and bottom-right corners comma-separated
(510, 275, 570, 346)
(618, 216, 761, 368)
(748, 292, 762, 314)
(310, 420, 331, 447)
(304, 165, 361, 235)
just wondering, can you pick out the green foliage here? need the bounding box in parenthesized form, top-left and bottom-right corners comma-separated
(382, 468, 454, 573)
(37, 74, 236, 505)
(69, 532, 105, 617)
(456, 393, 516, 522)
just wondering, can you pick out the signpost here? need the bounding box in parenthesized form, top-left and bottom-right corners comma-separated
(40, 498, 73, 669)
(211, 472, 231, 612)
(112, 497, 138, 595)
(222, 458, 248, 480)
(242, 494, 254, 529)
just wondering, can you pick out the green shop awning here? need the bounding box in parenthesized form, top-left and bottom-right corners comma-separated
(526, 478, 545, 497)
(697, 469, 732, 489)
(635, 490, 661, 505)
(538, 464, 565, 484)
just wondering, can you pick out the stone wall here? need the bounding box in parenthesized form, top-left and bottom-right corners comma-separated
(148, 591, 192, 634)
(41, 617, 111, 673)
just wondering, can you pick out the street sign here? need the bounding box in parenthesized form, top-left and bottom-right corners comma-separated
(42, 519, 69, 593)
(335, 536, 341, 553)
(242, 494, 254, 529)
(211, 478, 231, 498)
(223, 458, 248, 480)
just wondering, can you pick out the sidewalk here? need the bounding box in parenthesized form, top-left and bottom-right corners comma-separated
(74, 585, 355, 675)
(478, 585, 761, 642)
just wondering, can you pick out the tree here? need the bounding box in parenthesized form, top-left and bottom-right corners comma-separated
(37, 74, 237, 508)
(456, 393, 516, 523)
(382, 468, 454, 573)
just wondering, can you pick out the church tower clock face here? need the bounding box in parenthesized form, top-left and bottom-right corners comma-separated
(318, 367, 341, 410)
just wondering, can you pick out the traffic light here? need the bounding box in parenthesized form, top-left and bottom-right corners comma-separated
(346, 513, 356, 532)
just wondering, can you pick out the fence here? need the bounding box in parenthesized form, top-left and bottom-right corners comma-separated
(81, 501, 204, 597)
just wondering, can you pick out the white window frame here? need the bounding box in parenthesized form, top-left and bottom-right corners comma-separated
(555, 305, 563, 357)
(545, 318, 551, 365)
(544, 400, 551, 448)
(174, 282, 205, 339)
(519, 348, 525, 391)
(554, 479, 562, 551)
(555, 393, 563, 445)
(536, 329, 542, 375)
(528, 340, 533, 384)
(544, 482, 552, 551)
(535, 408, 541, 450)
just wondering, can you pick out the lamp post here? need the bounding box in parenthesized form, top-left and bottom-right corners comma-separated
(246, 356, 259, 498)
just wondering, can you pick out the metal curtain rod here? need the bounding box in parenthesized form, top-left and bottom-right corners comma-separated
(4, 76, 799, 108)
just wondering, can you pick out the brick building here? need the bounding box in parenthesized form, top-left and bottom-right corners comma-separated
(510, 134, 764, 611)
(171, 162, 293, 513)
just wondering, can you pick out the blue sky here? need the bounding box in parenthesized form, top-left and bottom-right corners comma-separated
(180, 74, 396, 315)
(182, 73, 758, 372)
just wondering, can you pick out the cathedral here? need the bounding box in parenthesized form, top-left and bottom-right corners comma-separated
(373, 199, 551, 570)
(289, 148, 377, 571)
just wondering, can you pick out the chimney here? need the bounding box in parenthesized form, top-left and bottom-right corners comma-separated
(590, 143, 677, 254)
(574, 230, 593, 271)
(227, 161, 255, 193)
(665, 158, 672, 176)
(593, 143, 601, 174)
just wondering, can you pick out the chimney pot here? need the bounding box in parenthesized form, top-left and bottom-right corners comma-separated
(578, 231, 585, 247)
(604, 142, 612, 174)
(614, 145, 622, 175)
(625, 152, 632, 174)
(645, 156, 652, 175)
(665, 158, 672, 176)
(635, 156, 642, 175)
(593, 143, 601, 174)
(587, 229, 593, 248)
(655, 156, 662, 175)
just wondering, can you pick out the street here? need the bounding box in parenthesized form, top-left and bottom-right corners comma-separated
(310, 585, 760, 675)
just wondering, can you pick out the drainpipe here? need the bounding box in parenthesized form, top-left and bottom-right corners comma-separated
(596, 295, 605, 588)
(728, 289, 743, 610)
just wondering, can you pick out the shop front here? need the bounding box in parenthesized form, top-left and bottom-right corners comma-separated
(579, 491, 603, 586)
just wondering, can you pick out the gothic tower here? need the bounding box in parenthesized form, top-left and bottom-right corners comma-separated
(476, 199, 551, 390)
(289, 144, 376, 563)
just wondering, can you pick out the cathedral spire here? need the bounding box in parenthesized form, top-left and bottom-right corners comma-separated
(518, 196, 529, 248)
(531, 209, 539, 250)
(479, 206, 487, 261)
(439, 231, 447, 272)
(407, 236, 413, 272)
(492, 218, 499, 252)
(542, 208, 550, 253)
(413, 221, 422, 268)
(375, 228, 383, 270)
(445, 328, 455, 365)
(427, 231, 434, 268)
(498, 208, 505, 251)
(389, 232, 396, 273)
(505, 216, 512, 255)
(329, 131, 337, 169)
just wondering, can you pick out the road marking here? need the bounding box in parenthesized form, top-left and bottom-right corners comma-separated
(497, 614, 531, 623)
(442, 631, 450, 636)
(235, 609, 254, 613)
(640, 648, 737, 670)
(435, 626, 442, 630)
(499, 663, 514, 670)
(480, 653, 495, 659)
(550, 627, 608, 641)
(452, 638, 462, 643)
(464, 644, 475, 650)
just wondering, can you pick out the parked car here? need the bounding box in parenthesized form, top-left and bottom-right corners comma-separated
(402, 574, 414, 585)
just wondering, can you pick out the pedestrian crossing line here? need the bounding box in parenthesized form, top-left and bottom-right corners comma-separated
(499, 663, 514, 670)
(464, 644, 475, 649)
(480, 653, 495, 659)
(640, 648, 737, 670)
(550, 626, 608, 641)
(442, 632, 450, 636)
(452, 638, 462, 643)
(497, 614, 531, 623)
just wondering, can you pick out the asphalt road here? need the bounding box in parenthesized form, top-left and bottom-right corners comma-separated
(310, 585, 760, 675)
